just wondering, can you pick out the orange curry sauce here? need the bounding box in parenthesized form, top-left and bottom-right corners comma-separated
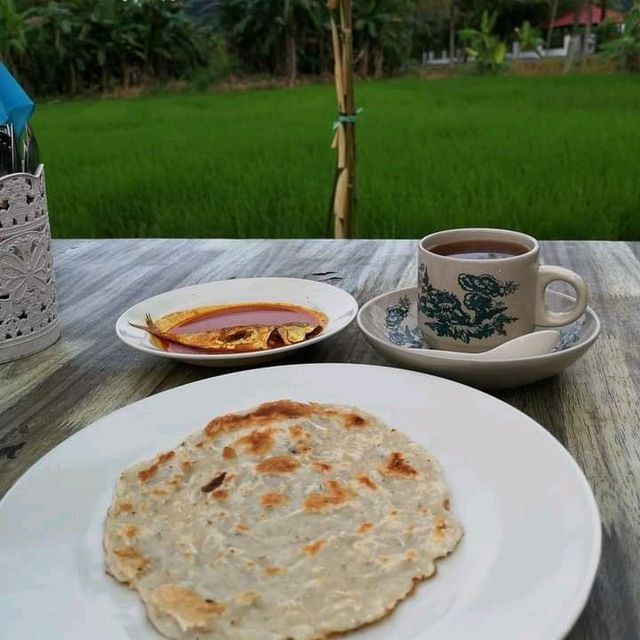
(151, 302, 326, 354)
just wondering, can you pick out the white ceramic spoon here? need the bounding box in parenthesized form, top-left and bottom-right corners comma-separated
(428, 330, 561, 361)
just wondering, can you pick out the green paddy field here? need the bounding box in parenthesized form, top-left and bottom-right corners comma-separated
(36, 74, 640, 239)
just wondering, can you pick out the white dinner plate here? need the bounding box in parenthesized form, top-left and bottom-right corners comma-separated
(116, 278, 358, 367)
(0, 364, 600, 640)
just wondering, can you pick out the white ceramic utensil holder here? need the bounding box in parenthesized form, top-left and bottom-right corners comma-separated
(0, 165, 60, 363)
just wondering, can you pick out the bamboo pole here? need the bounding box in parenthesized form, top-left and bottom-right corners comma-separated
(328, 0, 357, 239)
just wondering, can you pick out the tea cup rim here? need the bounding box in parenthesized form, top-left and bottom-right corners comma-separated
(419, 227, 539, 263)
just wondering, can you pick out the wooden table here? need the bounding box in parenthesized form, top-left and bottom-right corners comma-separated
(1, 239, 638, 638)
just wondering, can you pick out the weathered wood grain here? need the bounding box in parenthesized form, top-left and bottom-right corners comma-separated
(0, 238, 638, 639)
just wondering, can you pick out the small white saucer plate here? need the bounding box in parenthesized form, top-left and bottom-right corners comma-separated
(116, 277, 358, 367)
(358, 287, 601, 389)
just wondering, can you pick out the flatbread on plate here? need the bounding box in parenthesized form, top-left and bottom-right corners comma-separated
(104, 400, 463, 640)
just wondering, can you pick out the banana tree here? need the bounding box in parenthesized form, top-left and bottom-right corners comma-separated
(514, 20, 542, 58)
(458, 10, 506, 74)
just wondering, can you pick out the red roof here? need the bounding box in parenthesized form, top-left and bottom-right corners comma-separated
(550, 7, 624, 27)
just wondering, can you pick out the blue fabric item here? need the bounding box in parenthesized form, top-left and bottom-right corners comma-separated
(0, 64, 34, 136)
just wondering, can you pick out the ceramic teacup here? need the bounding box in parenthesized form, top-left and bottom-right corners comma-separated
(417, 228, 588, 353)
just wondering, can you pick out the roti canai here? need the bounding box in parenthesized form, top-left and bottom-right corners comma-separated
(104, 400, 463, 639)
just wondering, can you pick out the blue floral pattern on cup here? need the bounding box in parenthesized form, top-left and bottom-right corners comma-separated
(385, 295, 425, 347)
(385, 289, 583, 352)
(418, 263, 520, 344)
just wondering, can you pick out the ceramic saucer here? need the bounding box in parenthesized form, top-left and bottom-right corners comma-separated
(357, 286, 600, 389)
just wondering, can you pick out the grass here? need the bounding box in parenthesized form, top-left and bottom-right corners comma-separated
(35, 74, 640, 239)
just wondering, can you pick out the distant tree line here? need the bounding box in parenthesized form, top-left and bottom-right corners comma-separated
(0, 0, 636, 96)
(1, 0, 210, 95)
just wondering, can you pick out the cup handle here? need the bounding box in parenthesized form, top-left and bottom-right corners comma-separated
(535, 265, 589, 327)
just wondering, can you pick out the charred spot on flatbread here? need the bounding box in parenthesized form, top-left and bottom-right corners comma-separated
(204, 400, 312, 438)
(302, 540, 326, 555)
(356, 473, 378, 490)
(303, 480, 355, 513)
(235, 429, 275, 457)
(138, 451, 175, 483)
(260, 492, 288, 509)
(222, 446, 236, 460)
(118, 525, 139, 539)
(113, 546, 149, 581)
(342, 412, 368, 429)
(151, 584, 224, 632)
(256, 455, 299, 474)
(433, 517, 448, 540)
(201, 472, 226, 493)
(380, 452, 419, 478)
